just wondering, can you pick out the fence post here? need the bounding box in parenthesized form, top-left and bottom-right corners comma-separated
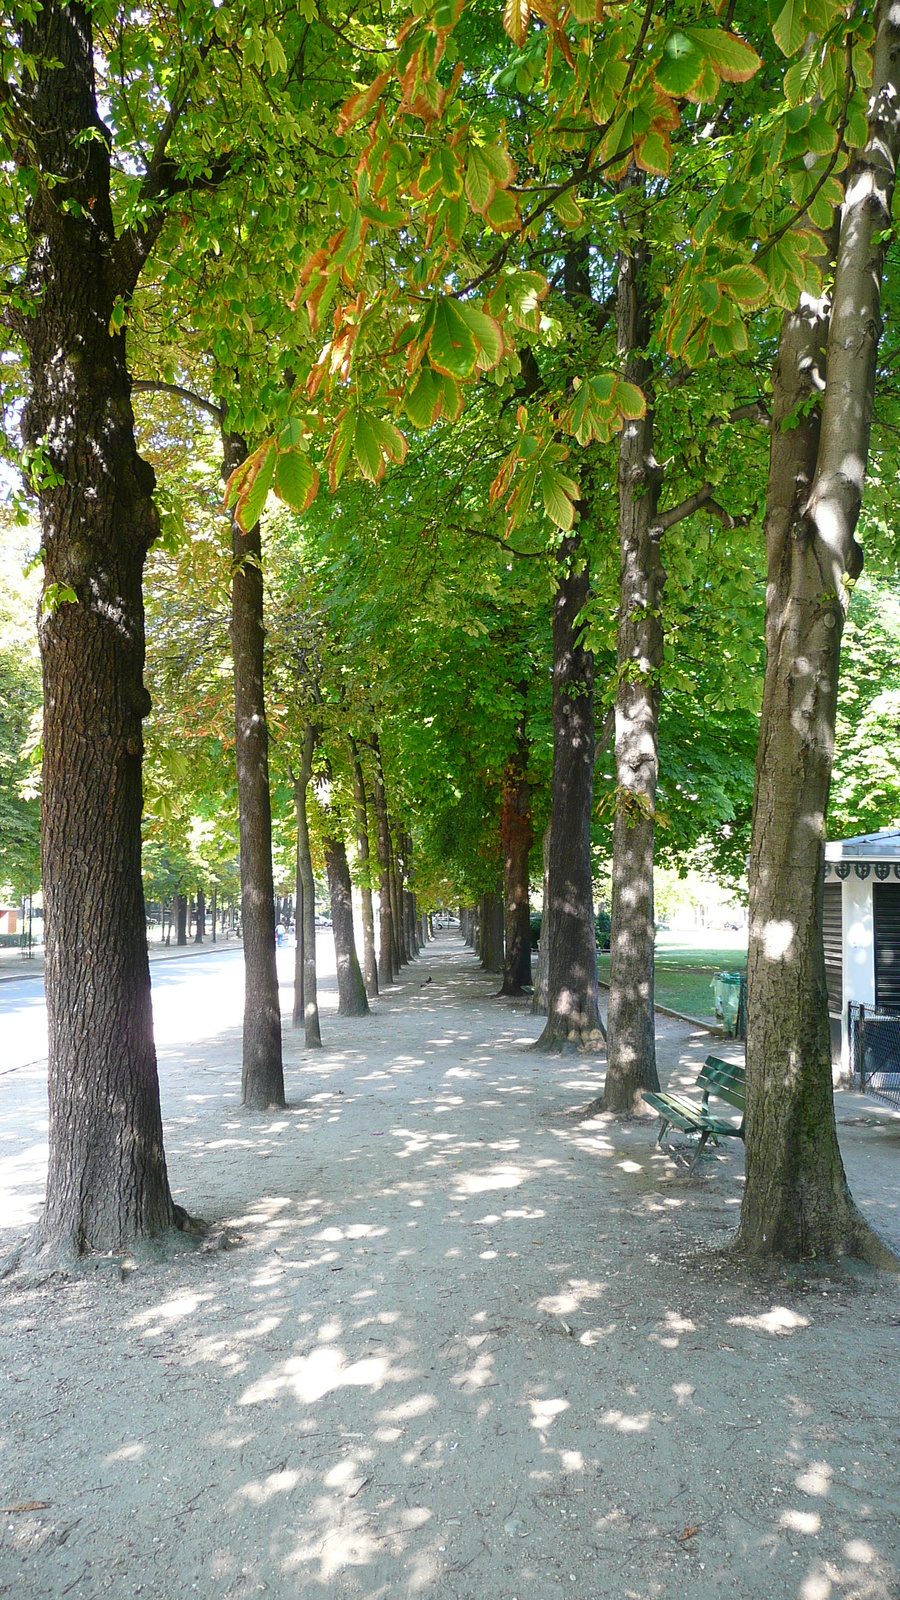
(860, 1003, 866, 1092)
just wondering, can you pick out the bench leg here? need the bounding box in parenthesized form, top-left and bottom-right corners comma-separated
(689, 1129, 710, 1175)
(656, 1119, 670, 1147)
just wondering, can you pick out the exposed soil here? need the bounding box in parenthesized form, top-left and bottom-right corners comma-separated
(1, 932, 899, 1600)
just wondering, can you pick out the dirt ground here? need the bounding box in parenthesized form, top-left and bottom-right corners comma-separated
(1, 931, 899, 1600)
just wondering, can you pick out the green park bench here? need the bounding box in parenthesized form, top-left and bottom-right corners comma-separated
(643, 1056, 746, 1174)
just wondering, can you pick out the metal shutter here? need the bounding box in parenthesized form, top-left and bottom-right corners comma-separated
(874, 883, 900, 1011)
(823, 883, 842, 1016)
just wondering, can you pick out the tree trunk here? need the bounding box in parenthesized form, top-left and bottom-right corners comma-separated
(531, 824, 552, 1015)
(605, 221, 663, 1110)
(480, 887, 505, 974)
(211, 886, 217, 944)
(292, 725, 321, 1045)
(175, 893, 188, 947)
(535, 542, 604, 1049)
(194, 887, 205, 944)
(390, 830, 406, 966)
(498, 719, 533, 996)
(325, 831, 370, 1016)
(222, 431, 285, 1110)
(738, 16, 900, 1265)
(369, 735, 395, 987)
(18, 2, 179, 1256)
(349, 737, 378, 997)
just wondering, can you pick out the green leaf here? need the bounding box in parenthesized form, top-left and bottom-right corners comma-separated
(717, 263, 769, 308)
(274, 448, 318, 513)
(485, 188, 519, 233)
(405, 366, 443, 428)
(428, 299, 479, 379)
(466, 148, 495, 213)
(687, 28, 760, 82)
(541, 468, 580, 530)
(454, 301, 504, 369)
(615, 380, 646, 420)
(655, 31, 705, 97)
(553, 189, 583, 228)
(771, 0, 806, 57)
(354, 411, 384, 481)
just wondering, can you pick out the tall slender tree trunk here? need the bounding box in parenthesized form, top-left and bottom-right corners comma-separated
(292, 724, 321, 1046)
(222, 431, 284, 1110)
(605, 219, 663, 1109)
(194, 888, 205, 944)
(325, 829, 370, 1017)
(369, 736, 395, 986)
(175, 893, 188, 946)
(17, 2, 179, 1256)
(531, 824, 552, 1015)
(737, 15, 900, 1265)
(498, 714, 533, 996)
(480, 886, 505, 975)
(349, 737, 378, 998)
(535, 541, 604, 1049)
(211, 886, 217, 944)
(390, 830, 406, 966)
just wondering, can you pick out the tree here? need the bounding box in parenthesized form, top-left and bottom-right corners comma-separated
(735, 3, 900, 1264)
(1, 3, 197, 1255)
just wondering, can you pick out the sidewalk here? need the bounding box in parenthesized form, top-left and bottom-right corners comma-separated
(0, 932, 244, 985)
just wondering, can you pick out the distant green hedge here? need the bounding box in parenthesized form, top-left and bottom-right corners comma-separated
(529, 909, 610, 951)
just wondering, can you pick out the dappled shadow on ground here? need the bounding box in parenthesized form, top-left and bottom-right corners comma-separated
(1, 937, 898, 1600)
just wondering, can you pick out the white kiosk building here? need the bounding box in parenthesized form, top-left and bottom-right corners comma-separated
(824, 829, 900, 1088)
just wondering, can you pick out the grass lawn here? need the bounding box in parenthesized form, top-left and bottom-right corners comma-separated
(597, 929, 748, 1025)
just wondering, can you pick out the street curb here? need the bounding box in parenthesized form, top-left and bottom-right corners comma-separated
(0, 940, 244, 987)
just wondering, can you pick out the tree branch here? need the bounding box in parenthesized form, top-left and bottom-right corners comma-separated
(132, 378, 225, 421)
(653, 483, 754, 534)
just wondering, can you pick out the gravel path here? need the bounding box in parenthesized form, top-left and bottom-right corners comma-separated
(1, 931, 899, 1600)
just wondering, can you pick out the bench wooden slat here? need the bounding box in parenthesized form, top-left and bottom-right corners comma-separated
(646, 1055, 745, 1172)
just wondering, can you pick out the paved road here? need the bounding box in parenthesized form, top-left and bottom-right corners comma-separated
(0, 941, 337, 1076)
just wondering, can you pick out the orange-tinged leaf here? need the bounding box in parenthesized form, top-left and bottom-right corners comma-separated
(337, 71, 390, 135)
(503, 0, 530, 46)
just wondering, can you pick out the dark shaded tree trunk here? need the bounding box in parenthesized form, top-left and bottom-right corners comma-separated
(369, 736, 395, 986)
(222, 431, 284, 1110)
(211, 887, 217, 944)
(194, 888, 205, 944)
(498, 721, 533, 996)
(535, 542, 604, 1050)
(16, 2, 180, 1256)
(325, 830, 370, 1017)
(390, 830, 406, 965)
(292, 724, 321, 1046)
(605, 221, 663, 1110)
(531, 824, 552, 1015)
(175, 894, 188, 947)
(480, 887, 505, 974)
(737, 21, 900, 1266)
(349, 737, 378, 998)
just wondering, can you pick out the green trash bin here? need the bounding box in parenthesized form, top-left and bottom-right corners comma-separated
(713, 971, 743, 1034)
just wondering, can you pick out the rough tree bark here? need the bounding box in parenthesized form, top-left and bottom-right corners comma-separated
(738, 9, 900, 1266)
(535, 541, 604, 1049)
(14, 3, 181, 1255)
(480, 887, 505, 975)
(531, 825, 552, 1015)
(324, 822, 370, 1017)
(349, 737, 379, 998)
(604, 218, 663, 1109)
(292, 724, 321, 1046)
(194, 888, 205, 944)
(175, 894, 188, 946)
(498, 712, 533, 996)
(369, 736, 395, 986)
(390, 830, 407, 965)
(222, 431, 285, 1110)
